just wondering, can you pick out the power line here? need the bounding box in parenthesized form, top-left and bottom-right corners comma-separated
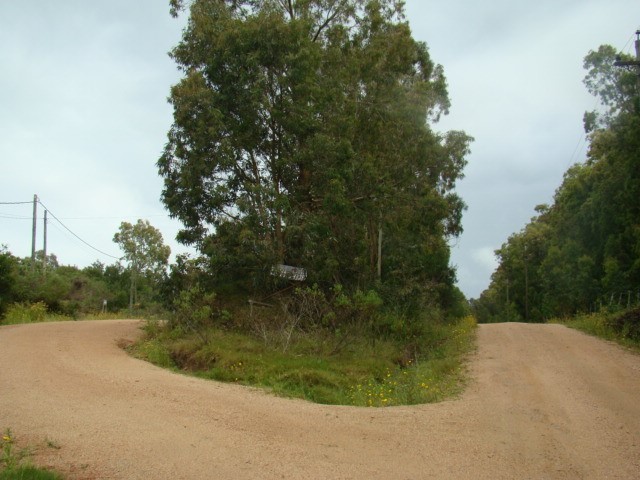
(36, 199, 123, 261)
(0, 213, 31, 220)
(564, 132, 587, 170)
(49, 214, 173, 220)
(619, 31, 637, 56)
(0, 200, 33, 205)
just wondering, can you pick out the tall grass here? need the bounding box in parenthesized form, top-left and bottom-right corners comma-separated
(0, 302, 150, 326)
(557, 308, 640, 352)
(1, 429, 63, 480)
(0, 302, 82, 325)
(133, 315, 476, 406)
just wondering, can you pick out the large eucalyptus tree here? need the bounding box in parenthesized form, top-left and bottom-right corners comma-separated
(159, 0, 471, 308)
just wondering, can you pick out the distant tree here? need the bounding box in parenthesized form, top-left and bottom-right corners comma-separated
(583, 45, 639, 130)
(113, 220, 171, 310)
(0, 246, 18, 316)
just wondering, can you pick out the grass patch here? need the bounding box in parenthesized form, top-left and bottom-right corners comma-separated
(1, 429, 63, 480)
(0, 465, 63, 480)
(555, 307, 640, 352)
(0, 303, 153, 326)
(133, 315, 476, 407)
(0, 303, 69, 325)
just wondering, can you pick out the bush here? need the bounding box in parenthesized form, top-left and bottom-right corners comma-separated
(606, 307, 640, 340)
(169, 286, 231, 344)
(2, 302, 48, 325)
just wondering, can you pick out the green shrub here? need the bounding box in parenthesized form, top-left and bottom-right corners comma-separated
(2, 302, 48, 325)
(606, 307, 640, 340)
(560, 309, 640, 351)
(135, 314, 477, 407)
(1, 429, 63, 480)
(169, 287, 231, 344)
(0, 465, 63, 480)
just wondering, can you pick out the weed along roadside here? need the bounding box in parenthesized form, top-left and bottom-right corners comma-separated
(132, 289, 477, 407)
(554, 306, 640, 352)
(0, 429, 64, 480)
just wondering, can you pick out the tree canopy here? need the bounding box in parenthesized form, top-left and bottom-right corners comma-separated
(113, 219, 171, 309)
(158, 0, 471, 311)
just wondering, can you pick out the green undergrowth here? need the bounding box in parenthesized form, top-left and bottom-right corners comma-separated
(554, 307, 640, 352)
(1, 429, 63, 480)
(0, 302, 67, 325)
(0, 466, 62, 480)
(133, 315, 476, 407)
(0, 301, 155, 326)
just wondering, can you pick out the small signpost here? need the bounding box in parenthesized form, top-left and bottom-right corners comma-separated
(248, 265, 307, 315)
(270, 264, 307, 282)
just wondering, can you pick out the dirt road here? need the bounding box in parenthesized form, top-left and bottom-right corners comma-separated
(1, 320, 639, 479)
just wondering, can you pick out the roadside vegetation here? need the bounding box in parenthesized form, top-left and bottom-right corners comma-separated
(1, 237, 476, 408)
(1, 1, 481, 412)
(0, 247, 164, 326)
(134, 303, 476, 406)
(1, 429, 63, 480)
(555, 307, 640, 352)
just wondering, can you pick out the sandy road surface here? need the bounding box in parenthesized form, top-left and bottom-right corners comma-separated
(1, 321, 639, 479)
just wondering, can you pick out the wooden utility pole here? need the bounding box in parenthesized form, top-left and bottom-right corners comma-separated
(377, 222, 382, 280)
(506, 277, 510, 304)
(43, 209, 48, 276)
(31, 194, 38, 270)
(614, 30, 640, 92)
(524, 244, 529, 322)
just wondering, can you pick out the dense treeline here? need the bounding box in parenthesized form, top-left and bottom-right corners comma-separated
(0, 220, 171, 321)
(473, 44, 640, 323)
(0, 248, 131, 318)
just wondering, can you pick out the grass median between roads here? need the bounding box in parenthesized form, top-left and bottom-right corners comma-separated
(132, 315, 476, 407)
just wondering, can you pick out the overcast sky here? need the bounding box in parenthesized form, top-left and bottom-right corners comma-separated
(1, 1, 638, 299)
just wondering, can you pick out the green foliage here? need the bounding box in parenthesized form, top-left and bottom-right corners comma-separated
(0, 245, 160, 320)
(288, 284, 382, 331)
(158, 0, 471, 312)
(0, 247, 18, 317)
(136, 338, 176, 369)
(2, 302, 48, 325)
(557, 308, 640, 351)
(169, 286, 231, 344)
(349, 315, 475, 406)
(606, 307, 640, 341)
(474, 41, 640, 322)
(0, 465, 63, 480)
(1, 429, 63, 480)
(135, 312, 476, 406)
(1, 430, 17, 472)
(113, 219, 171, 311)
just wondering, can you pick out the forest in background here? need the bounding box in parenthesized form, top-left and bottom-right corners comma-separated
(473, 42, 640, 323)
